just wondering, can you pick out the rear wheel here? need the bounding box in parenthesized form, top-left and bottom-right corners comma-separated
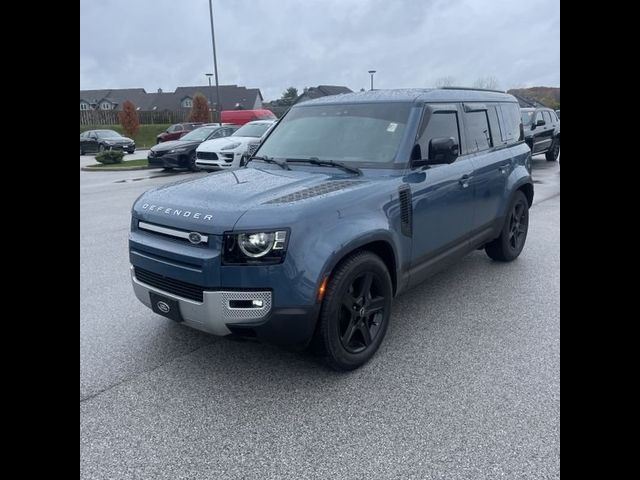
(314, 251, 392, 371)
(546, 138, 560, 161)
(485, 191, 529, 262)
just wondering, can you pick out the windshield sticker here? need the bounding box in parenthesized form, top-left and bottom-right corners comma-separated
(387, 122, 398, 132)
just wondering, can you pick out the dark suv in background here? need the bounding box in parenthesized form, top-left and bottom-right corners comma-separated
(521, 107, 560, 161)
(156, 123, 204, 144)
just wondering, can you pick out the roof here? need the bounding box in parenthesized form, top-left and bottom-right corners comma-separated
(296, 88, 518, 106)
(79, 88, 151, 109)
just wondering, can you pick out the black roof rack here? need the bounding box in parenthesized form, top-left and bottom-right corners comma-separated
(440, 86, 506, 94)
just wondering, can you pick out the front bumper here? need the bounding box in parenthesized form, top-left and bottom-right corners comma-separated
(148, 153, 185, 168)
(195, 151, 242, 170)
(131, 266, 318, 345)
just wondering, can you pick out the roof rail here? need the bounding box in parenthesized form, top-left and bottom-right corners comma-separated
(440, 86, 506, 94)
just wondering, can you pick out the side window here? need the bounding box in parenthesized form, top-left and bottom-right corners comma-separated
(534, 111, 543, 124)
(499, 104, 522, 143)
(464, 111, 492, 153)
(543, 111, 552, 125)
(487, 106, 503, 146)
(416, 110, 461, 160)
(175, 125, 184, 132)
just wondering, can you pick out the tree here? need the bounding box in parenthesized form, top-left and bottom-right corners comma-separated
(188, 92, 212, 123)
(118, 100, 139, 137)
(472, 76, 500, 90)
(279, 87, 299, 106)
(435, 76, 456, 88)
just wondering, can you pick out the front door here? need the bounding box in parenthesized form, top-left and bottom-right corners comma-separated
(407, 104, 475, 287)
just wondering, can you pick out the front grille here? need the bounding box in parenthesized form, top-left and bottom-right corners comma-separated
(134, 267, 204, 302)
(149, 150, 165, 158)
(197, 151, 218, 160)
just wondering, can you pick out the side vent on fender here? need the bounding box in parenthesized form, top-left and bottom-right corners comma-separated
(399, 185, 412, 237)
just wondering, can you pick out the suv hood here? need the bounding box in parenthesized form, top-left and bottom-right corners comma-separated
(196, 136, 256, 152)
(132, 166, 375, 235)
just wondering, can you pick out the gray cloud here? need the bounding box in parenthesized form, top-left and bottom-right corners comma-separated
(80, 0, 559, 100)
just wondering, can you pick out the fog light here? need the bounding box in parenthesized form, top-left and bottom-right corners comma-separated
(252, 300, 264, 308)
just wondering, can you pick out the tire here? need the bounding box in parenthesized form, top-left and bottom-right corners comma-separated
(187, 151, 200, 172)
(546, 139, 560, 162)
(127, 148, 135, 154)
(98, 144, 105, 153)
(314, 251, 392, 371)
(485, 191, 529, 262)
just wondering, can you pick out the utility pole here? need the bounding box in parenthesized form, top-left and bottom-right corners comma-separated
(208, 0, 222, 125)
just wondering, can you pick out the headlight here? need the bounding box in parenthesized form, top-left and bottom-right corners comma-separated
(223, 230, 288, 264)
(169, 147, 188, 153)
(221, 142, 241, 151)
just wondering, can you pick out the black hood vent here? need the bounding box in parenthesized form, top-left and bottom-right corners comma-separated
(399, 185, 412, 237)
(264, 180, 363, 204)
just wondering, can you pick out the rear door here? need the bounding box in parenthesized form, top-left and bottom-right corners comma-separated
(530, 111, 548, 153)
(463, 103, 512, 233)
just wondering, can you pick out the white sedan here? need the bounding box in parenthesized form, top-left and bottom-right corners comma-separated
(195, 120, 276, 170)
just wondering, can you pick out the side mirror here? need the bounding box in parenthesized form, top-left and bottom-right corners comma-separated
(411, 137, 459, 167)
(533, 119, 545, 129)
(428, 137, 459, 165)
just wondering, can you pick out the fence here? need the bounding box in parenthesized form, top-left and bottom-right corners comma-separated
(80, 109, 190, 126)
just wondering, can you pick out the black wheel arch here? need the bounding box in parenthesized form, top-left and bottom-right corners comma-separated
(320, 233, 399, 297)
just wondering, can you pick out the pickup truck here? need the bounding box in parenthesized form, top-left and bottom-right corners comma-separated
(130, 88, 534, 370)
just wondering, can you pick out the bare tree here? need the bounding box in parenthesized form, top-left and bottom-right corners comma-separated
(435, 76, 456, 88)
(472, 76, 500, 90)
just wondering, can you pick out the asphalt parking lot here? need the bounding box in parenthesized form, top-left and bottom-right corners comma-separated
(80, 155, 559, 479)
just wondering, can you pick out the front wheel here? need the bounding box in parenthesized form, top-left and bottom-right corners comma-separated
(314, 251, 392, 371)
(187, 151, 200, 172)
(98, 144, 106, 153)
(485, 191, 529, 262)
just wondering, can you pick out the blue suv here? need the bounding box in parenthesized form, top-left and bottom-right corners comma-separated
(129, 88, 533, 370)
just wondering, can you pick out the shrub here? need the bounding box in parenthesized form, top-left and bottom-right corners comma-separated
(95, 150, 124, 164)
(119, 100, 140, 137)
(188, 92, 212, 123)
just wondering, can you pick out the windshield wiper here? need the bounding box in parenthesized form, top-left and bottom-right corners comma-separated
(248, 155, 290, 170)
(287, 157, 362, 176)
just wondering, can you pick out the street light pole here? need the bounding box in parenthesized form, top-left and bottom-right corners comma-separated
(205, 73, 214, 122)
(208, 0, 222, 125)
(368, 70, 376, 91)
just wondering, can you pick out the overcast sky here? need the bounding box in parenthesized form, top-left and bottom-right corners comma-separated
(80, 0, 559, 101)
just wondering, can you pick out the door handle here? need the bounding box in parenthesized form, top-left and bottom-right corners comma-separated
(458, 173, 472, 188)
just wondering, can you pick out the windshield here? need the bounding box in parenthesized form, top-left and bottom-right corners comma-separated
(257, 103, 411, 165)
(521, 111, 534, 125)
(232, 123, 273, 138)
(180, 126, 218, 141)
(96, 130, 122, 138)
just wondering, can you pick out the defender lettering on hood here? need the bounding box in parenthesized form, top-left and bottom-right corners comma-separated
(140, 203, 213, 221)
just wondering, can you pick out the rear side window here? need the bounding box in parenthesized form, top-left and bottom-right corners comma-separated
(543, 111, 552, 124)
(498, 103, 522, 143)
(175, 125, 184, 132)
(464, 111, 492, 153)
(416, 111, 461, 160)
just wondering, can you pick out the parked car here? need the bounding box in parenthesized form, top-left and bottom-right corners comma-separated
(195, 120, 276, 170)
(80, 129, 135, 155)
(148, 125, 239, 171)
(521, 107, 560, 161)
(221, 109, 276, 125)
(130, 88, 533, 371)
(156, 123, 204, 144)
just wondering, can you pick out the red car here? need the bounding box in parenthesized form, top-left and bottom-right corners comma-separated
(156, 123, 204, 143)
(220, 109, 276, 125)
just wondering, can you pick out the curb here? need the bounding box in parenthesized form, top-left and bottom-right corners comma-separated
(81, 165, 156, 172)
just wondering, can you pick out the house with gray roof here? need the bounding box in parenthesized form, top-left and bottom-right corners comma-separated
(296, 85, 353, 104)
(80, 85, 263, 112)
